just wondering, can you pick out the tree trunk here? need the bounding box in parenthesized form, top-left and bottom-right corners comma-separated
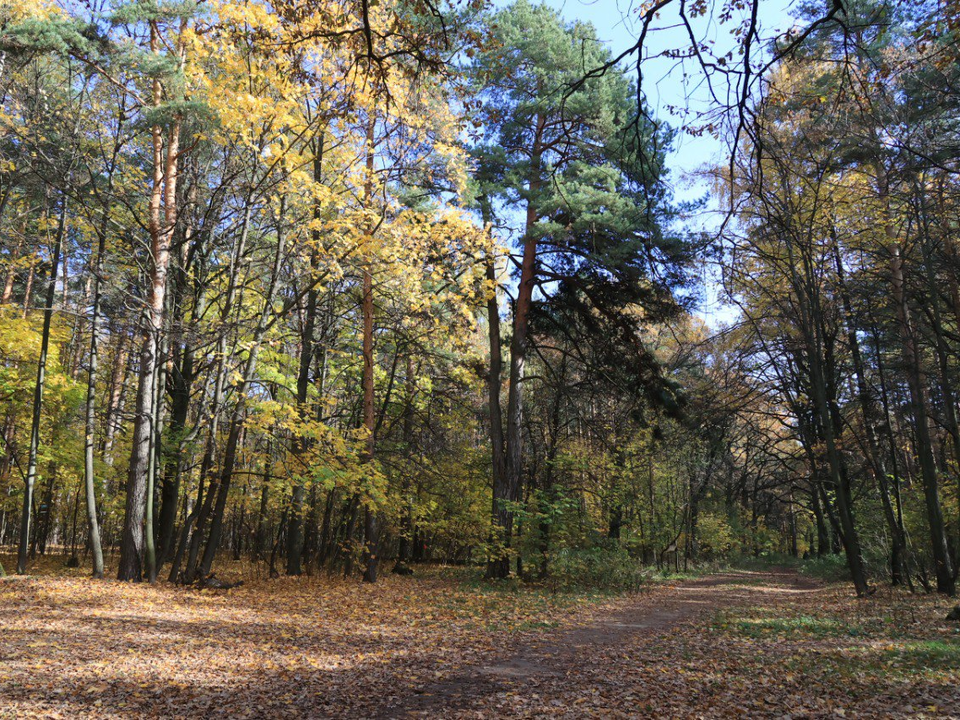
(21, 256, 34, 318)
(197, 199, 287, 579)
(144, 324, 168, 582)
(916, 189, 960, 570)
(784, 229, 869, 595)
(157, 182, 202, 567)
(17, 199, 66, 574)
(102, 329, 130, 465)
(118, 27, 182, 580)
(832, 240, 905, 585)
(157, 333, 195, 566)
(393, 355, 416, 573)
(489, 119, 543, 579)
(83, 206, 108, 579)
(2, 235, 21, 304)
(286, 146, 323, 576)
(888, 223, 954, 595)
(481, 204, 508, 577)
(254, 451, 271, 560)
(361, 120, 379, 584)
(360, 262, 378, 583)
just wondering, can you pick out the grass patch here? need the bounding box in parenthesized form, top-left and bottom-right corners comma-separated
(816, 639, 960, 684)
(712, 582, 960, 692)
(715, 603, 901, 641)
(726, 614, 858, 639)
(882, 639, 960, 668)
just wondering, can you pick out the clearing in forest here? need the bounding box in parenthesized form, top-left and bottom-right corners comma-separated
(1, 567, 958, 717)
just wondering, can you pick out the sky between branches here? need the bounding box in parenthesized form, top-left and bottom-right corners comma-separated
(505, 0, 799, 327)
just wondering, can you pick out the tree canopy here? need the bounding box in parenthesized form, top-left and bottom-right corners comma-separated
(0, 0, 957, 606)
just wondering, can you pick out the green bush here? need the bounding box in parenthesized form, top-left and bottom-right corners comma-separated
(799, 554, 851, 582)
(697, 512, 736, 559)
(548, 544, 645, 592)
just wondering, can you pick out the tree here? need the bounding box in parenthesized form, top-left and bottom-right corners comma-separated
(473, 0, 687, 577)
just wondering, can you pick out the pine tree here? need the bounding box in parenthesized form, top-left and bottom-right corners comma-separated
(473, 0, 688, 578)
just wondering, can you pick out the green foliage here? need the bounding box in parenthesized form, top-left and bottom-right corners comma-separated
(0, 16, 99, 57)
(547, 544, 645, 592)
(109, 0, 201, 24)
(799, 554, 852, 583)
(696, 512, 736, 559)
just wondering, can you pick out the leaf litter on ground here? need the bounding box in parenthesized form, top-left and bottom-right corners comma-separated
(0, 561, 957, 718)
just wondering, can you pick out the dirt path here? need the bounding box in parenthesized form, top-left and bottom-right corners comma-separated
(385, 570, 822, 718)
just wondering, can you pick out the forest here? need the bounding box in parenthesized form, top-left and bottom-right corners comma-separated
(0, 0, 959, 716)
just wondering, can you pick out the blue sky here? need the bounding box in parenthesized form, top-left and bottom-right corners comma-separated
(508, 0, 801, 327)
(539, 0, 797, 198)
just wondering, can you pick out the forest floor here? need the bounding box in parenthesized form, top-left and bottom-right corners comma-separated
(0, 557, 958, 718)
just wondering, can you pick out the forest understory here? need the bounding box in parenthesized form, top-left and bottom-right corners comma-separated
(1, 559, 958, 718)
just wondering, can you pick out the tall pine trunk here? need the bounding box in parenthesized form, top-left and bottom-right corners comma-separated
(480, 200, 507, 578)
(488, 118, 543, 579)
(118, 22, 182, 580)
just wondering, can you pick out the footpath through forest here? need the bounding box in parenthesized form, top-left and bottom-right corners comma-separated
(0, 566, 958, 717)
(392, 569, 821, 717)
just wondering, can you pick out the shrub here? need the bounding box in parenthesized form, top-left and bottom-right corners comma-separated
(697, 512, 736, 559)
(799, 554, 851, 582)
(548, 544, 645, 592)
